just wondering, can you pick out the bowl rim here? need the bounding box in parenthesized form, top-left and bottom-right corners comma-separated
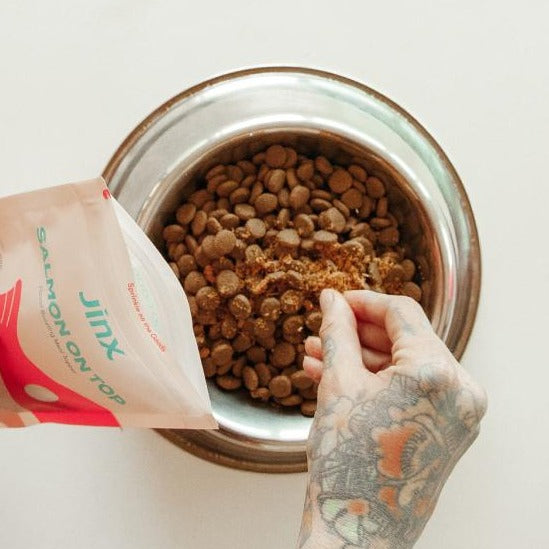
(103, 66, 482, 473)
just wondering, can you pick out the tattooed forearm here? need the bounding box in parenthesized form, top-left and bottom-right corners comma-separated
(301, 368, 484, 548)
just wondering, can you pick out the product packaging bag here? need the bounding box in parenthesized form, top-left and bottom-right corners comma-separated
(0, 178, 216, 429)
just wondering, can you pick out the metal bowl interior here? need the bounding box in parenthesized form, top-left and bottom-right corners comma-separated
(103, 67, 480, 473)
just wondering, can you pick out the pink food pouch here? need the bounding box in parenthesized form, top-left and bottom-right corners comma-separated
(0, 178, 216, 429)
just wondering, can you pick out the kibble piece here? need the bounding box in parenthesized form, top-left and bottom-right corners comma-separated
(211, 341, 233, 366)
(310, 198, 332, 212)
(188, 189, 212, 208)
(266, 169, 286, 193)
(296, 162, 314, 182)
(195, 286, 221, 311)
(202, 358, 217, 378)
(276, 228, 300, 248)
(206, 216, 222, 234)
(269, 375, 292, 398)
(294, 213, 315, 237)
(184, 271, 207, 295)
(242, 366, 259, 391)
(282, 314, 304, 337)
(216, 375, 242, 391)
(163, 224, 186, 243)
(401, 259, 416, 281)
(300, 384, 318, 400)
(216, 269, 240, 297)
(328, 168, 353, 193)
(315, 156, 333, 175)
(176, 203, 197, 225)
(289, 185, 311, 210)
(265, 144, 287, 168)
(260, 297, 281, 320)
(234, 203, 257, 221)
(366, 176, 386, 198)
(232, 333, 253, 353)
(250, 387, 271, 401)
(348, 164, 367, 182)
(376, 196, 388, 217)
(176, 254, 197, 277)
(216, 179, 239, 197)
(221, 315, 238, 339)
(319, 207, 346, 233)
(254, 193, 278, 215)
(313, 230, 338, 244)
(300, 400, 317, 417)
(254, 318, 276, 338)
(279, 394, 303, 407)
(228, 293, 252, 319)
(401, 281, 422, 302)
(254, 363, 272, 387)
(280, 290, 303, 314)
(378, 227, 400, 246)
(218, 214, 238, 230)
(214, 229, 237, 256)
(271, 342, 296, 368)
(304, 311, 322, 333)
(247, 346, 267, 364)
(187, 295, 198, 317)
(340, 188, 363, 210)
(191, 210, 208, 236)
(246, 218, 267, 239)
(232, 356, 246, 378)
(229, 187, 250, 205)
(201, 235, 218, 259)
(291, 370, 313, 390)
(169, 262, 179, 278)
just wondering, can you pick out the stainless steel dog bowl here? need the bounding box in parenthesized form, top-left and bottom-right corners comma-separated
(103, 67, 481, 473)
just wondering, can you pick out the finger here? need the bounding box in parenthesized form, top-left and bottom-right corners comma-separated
(344, 290, 432, 344)
(357, 322, 392, 353)
(302, 355, 323, 382)
(361, 347, 392, 373)
(318, 289, 369, 380)
(304, 336, 322, 360)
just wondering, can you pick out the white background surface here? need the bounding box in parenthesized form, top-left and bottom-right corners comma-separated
(1, 1, 548, 548)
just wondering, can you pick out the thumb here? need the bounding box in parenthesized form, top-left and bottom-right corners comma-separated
(318, 289, 366, 383)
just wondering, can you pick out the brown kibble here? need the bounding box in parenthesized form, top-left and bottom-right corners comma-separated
(246, 218, 267, 239)
(401, 281, 422, 302)
(319, 207, 346, 233)
(333, 198, 351, 218)
(242, 366, 259, 391)
(169, 262, 179, 279)
(315, 156, 333, 175)
(188, 189, 212, 208)
(191, 210, 207, 236)
(305, 311, 322, 333)
(201, 235, 219, 259)
(313, 230, 338, 244)
(176, 203, 197, 225)
(214, 229, 237, 256)
(282, 315, 304, 337)
(376, 196, 388, 217)
(294, 213, 315, 237)
(250, 387, 271, 401)
(260, 297, 281, 320)
(254, 193, 278, 215)
(229, 187, 250, 205)
(300, 400, 317, 417)
(401, 259, 416, 281)
(187, 296, 198, 317)
(279, 394, 303, 407)
(232, 333, 253, 353)
(291, 370, 313, 390)
(207, 174, 228, 194)
(284, 147, 298, 168)
(271, 342, 296, 368)
(276, 228, 300, 248)
(183, 271, 207, 294)
(232, 356, 246, 378)
(328, 168, 353, 193)
(265, 145, 287, 168)
(280, 290, 304, 314)
(254, 363, 272, 387)
(341, 188, 364, 210)
(206, 164, 226, 180)
(266, 169, 286, 193)
(233, 203, 256, 221)
(216, 179, 239, 198)
(310, 198, 332, 212)
(176, 254, 197, 279)
(163, 224, 186, 243)
(269, 375, 292, 398)
(221, 315, 238, 339)
(211, 341, 233, 366)
(237, 160, 256, 175)
(206, 216, 222, 234)
(202, 358, 216, 378)
(289, 185, 311, 210)
(296, 162, 314, 182)
(366, 176, 386, 198)
(216, 375, 242, 391)
(216, 269, 240, 297)
(195, 286, 221, 311)
(254, 318, 276, 338)
(277, 208, 291, 228)
(348, 164, 367, 182)
(300, 384, 318, 400)
(378, 227, 400, 246)
(228, 293, 252, 319)
(247, 346, 267, 364)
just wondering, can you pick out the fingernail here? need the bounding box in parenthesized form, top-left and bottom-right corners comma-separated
(320, 289, 336, 309)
